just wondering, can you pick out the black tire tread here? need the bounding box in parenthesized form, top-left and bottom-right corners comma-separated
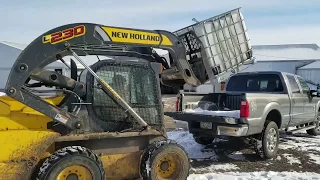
(140, 139, 190, 180)
(254, 120, 279, 159)
(307, 127, 320, 136)
(36, 146, 105, 180)
(193, 136, 215, 145)
(307, 115, 320, 136)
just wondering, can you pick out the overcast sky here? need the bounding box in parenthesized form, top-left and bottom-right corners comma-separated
(1, 0, 320, 45)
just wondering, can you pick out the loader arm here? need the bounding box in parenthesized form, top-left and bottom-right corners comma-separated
(5, 23, 202, 131)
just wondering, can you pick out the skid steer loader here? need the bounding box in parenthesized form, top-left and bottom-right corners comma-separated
(0, 23, 197, 180)
(0, 8, 253, 180)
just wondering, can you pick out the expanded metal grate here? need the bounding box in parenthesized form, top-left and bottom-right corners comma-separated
(89, 61, 162, 132)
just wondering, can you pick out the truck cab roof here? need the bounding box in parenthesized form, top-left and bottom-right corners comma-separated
(232, 71, 296, 77)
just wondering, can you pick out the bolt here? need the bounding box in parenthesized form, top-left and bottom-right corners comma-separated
(75, 122, 81, 129)
(8, 88, 15, 94)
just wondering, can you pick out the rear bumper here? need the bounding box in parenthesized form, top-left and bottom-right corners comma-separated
(165, 112, 249, 137)
(189, 124, 248, 137)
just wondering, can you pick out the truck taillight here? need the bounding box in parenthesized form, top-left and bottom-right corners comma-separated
(176, 97, 180, 112)
(240, 100, 249, 118)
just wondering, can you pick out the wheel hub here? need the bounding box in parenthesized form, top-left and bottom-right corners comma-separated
(57, 165, 93, 180)
(66, 174, 78, 180)
(266, 128, 277, 152)
(160, 161, 169, 171)
(156, 155, 178, 179)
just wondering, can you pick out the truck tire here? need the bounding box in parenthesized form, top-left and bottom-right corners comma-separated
(193, 136, 215, 145)
(36, 146, 105, 180)
(307, 113, 320, 136)
(307, 123, 320, 136)
(254, 121, 279, 159)
(140, 139, 190, 180)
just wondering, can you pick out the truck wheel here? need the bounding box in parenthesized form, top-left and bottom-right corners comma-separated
(36, 146, 105, 180)
(254, 121, 279, 159)
(193, 136, 215, 145)
(140, 139, 190, 180)
(307, 115, 320, 136)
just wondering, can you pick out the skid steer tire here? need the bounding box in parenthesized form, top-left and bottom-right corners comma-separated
(140, 139, 190, 180)
(36, 146, 105, 180)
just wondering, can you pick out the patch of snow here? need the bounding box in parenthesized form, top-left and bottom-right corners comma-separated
(167, 130, 217, 160)
(276, 155, 282, 160)
(265, 162, 272, 166)
(308, 153, 320, 165)
(187, 171, 320, 180)
(227, 151, 247, 161)
(185, 107, 240, 118)
(145, 157, 151, 176)
(282, 153, 301, 165)
(193, 163, 239, 172)
(254, 139, 264, 158)
(279, 134, 320, 152)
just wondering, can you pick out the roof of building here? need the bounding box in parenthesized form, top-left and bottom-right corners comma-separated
(252, 43, 320, 61)
(0, 41, 27, 50)
(298, 60, 320, 70)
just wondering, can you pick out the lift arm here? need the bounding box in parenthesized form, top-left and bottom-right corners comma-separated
(5, 23, 202, 131)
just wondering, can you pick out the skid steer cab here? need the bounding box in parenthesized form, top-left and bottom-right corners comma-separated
(0, 23, 195, 180)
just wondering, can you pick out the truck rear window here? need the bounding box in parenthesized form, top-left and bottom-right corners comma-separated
(226, 74, 284, 92)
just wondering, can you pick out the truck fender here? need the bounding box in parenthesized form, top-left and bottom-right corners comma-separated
(260, 102, 282, 129)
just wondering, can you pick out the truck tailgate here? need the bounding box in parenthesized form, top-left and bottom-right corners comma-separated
(165, 92, 245, 123)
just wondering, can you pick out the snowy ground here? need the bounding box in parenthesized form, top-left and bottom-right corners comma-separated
(167, 129, 320, 179)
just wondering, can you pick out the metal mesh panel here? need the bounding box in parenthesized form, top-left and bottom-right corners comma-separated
(90, 62, 162, 132)
(174, 8, 253, 83)
(180, 31, 202, 55)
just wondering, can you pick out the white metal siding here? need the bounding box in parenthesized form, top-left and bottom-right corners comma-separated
(0, 69, 10, 91)
(297, 69, 320, 86)
(242, 61, 310, 74)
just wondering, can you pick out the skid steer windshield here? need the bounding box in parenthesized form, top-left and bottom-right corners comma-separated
(87, 61, 162, 132)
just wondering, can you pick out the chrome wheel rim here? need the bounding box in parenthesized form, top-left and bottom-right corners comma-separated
(266, 128, 277, 152)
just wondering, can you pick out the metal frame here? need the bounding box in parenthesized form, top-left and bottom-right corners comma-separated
(174, 8, 254, 83)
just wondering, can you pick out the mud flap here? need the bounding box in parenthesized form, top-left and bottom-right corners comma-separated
(0, 130, 60, 180)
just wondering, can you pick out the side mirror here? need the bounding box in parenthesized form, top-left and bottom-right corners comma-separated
(310, 90, 318, 97)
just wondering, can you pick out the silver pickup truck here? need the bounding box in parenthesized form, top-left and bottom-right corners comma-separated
(166, 71, 320, 159)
